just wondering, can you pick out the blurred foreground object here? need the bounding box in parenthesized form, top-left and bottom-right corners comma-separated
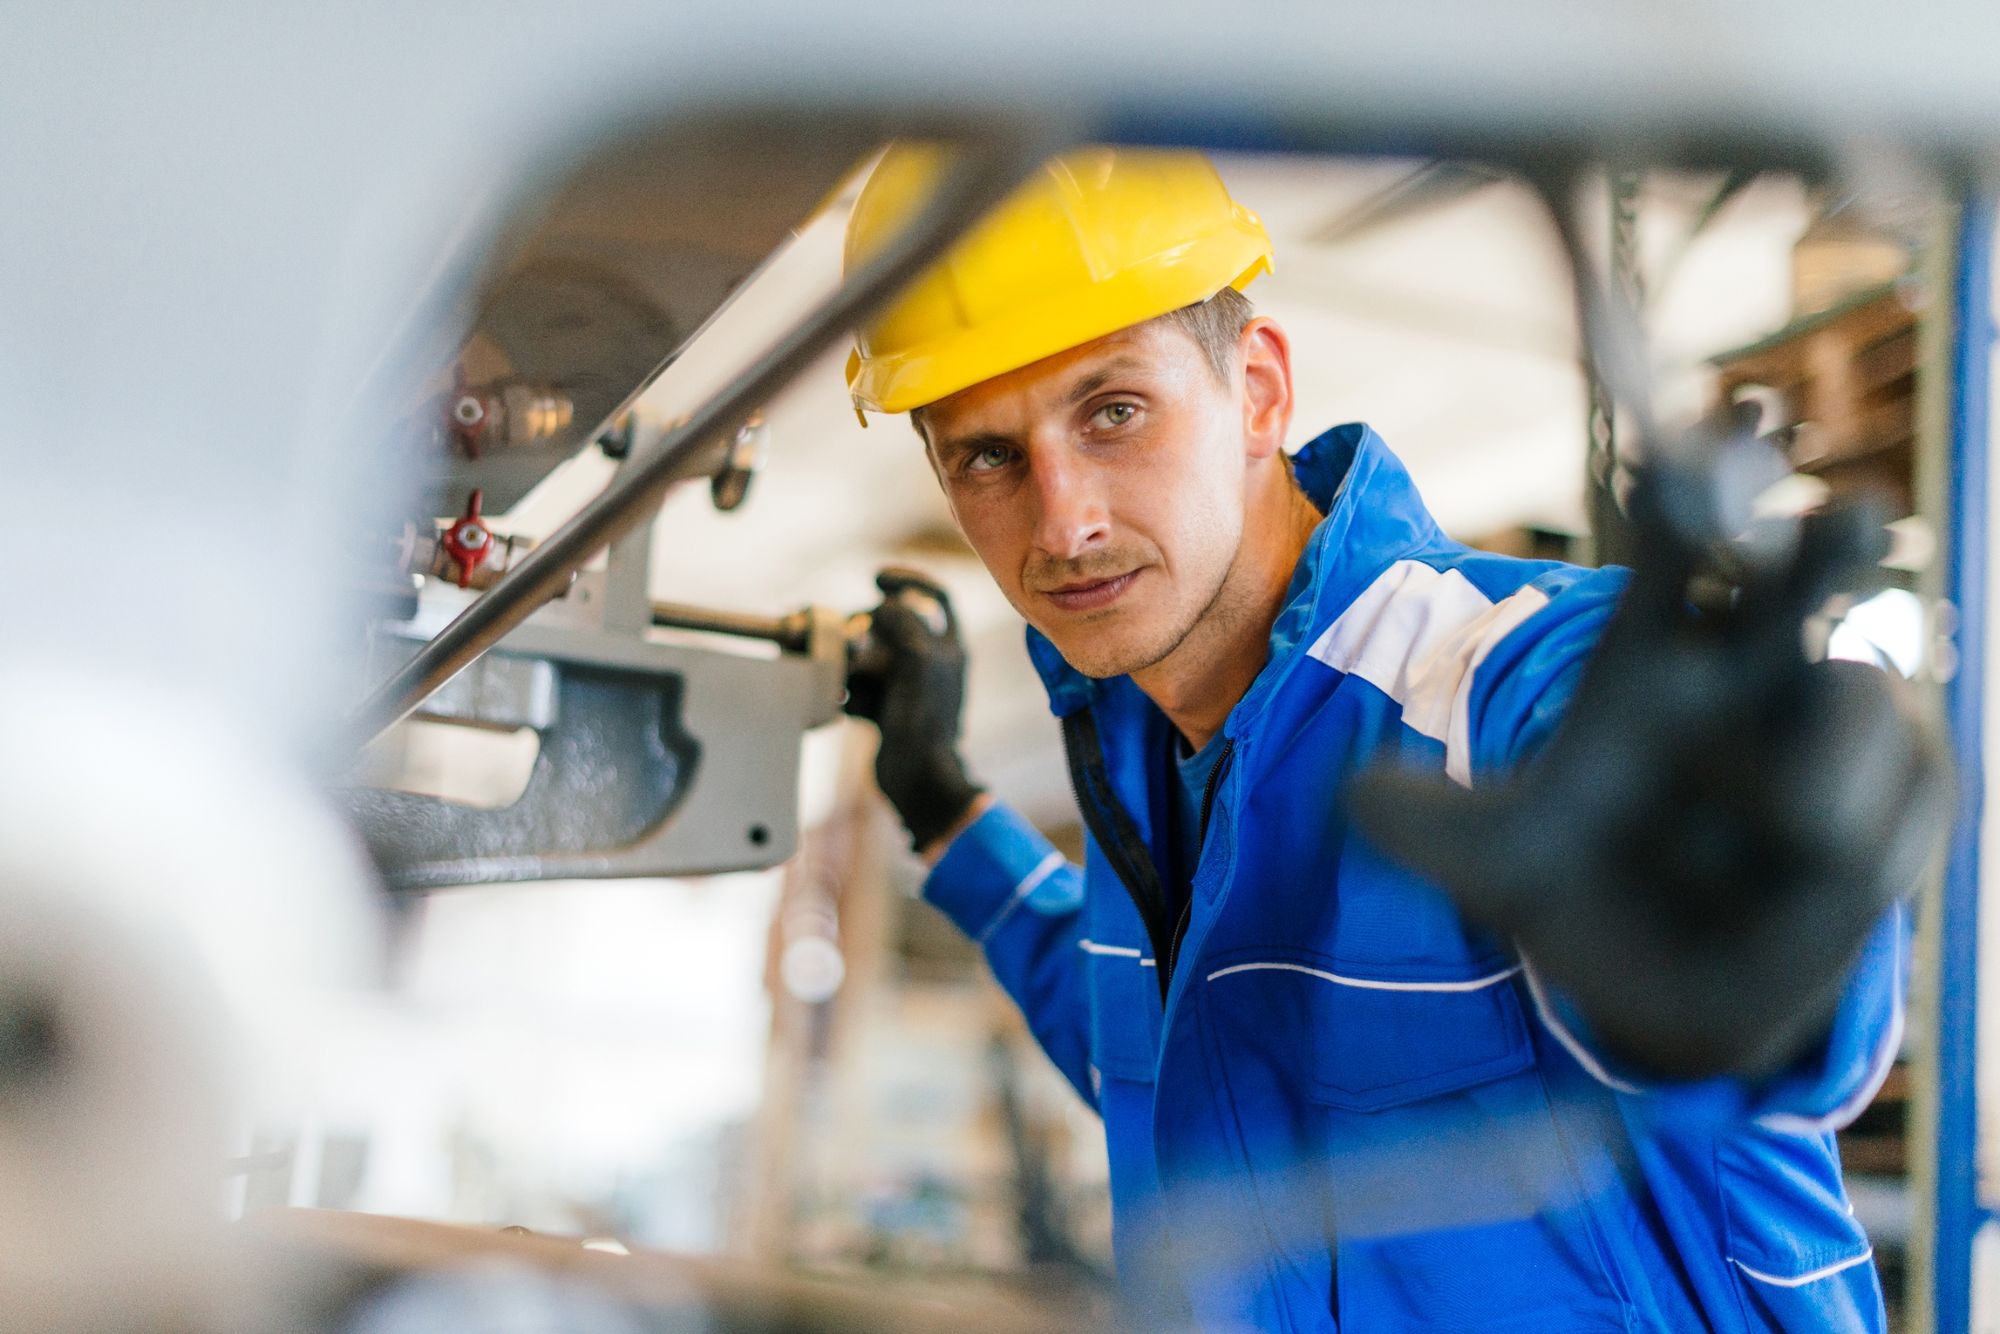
(1350, 403, 1951, 1079)
(251, 1209, 1074, 1333)
(0, 668, 379, 1333)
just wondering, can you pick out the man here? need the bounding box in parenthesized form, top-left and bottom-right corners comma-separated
(841, 145, 1940, 1332)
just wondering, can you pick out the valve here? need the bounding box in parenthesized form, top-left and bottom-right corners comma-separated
(449, 391, 488, 457)
(439, 489, 493, 589)
(447, 364, 488, 460)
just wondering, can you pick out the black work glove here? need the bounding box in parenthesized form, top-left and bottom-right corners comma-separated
(1349, 402, 1952, 1081)
(845, 568, 986, 853)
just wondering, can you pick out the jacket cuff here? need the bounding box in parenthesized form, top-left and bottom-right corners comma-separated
(1520, 956, 1756, 1131)
(1750, 903, 1908, 1134)
(923, 802, 1073, 943)
(1521, 903, 1907, 1134)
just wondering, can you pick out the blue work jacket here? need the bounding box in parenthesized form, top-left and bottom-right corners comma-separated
(925, 424, 1904, 1332)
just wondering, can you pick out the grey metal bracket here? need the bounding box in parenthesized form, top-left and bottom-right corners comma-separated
(343, 591, 846, 892)
(342, 506, 849, 892)
(343, 334, 853, 894)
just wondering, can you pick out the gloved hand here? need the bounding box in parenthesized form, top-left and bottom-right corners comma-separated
(1348, 402, 1952, 1081)
(845, 567, 986, 853)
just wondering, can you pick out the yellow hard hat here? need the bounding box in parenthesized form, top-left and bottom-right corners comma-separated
(843, 144, 1274, 417)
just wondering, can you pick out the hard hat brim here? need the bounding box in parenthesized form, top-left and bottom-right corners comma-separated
(848, 234, 1271, 416)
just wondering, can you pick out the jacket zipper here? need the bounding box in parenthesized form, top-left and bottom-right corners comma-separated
(1062, 711, 1177, 1001)
(1061, 710, 1235, 1004)
(1164, 737, 1235, 984)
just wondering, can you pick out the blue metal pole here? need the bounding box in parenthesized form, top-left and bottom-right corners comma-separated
(1936, 192, 1992, 1334)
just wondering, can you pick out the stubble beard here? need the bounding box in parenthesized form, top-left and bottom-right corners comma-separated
(1049, 545, 1242, 680)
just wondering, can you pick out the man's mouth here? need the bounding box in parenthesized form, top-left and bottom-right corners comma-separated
(1040, 570, 1139, 613)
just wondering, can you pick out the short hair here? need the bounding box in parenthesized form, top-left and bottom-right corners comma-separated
(1161, 284, 1256, 384)
(911, 286, 1255, 439)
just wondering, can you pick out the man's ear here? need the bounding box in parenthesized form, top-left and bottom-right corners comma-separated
(1238, 316, 1294, 462)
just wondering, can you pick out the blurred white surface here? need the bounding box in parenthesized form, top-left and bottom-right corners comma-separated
(0, 665, 380, 1330)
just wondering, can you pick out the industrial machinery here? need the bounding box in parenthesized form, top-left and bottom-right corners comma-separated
(333, 119, 877, 890)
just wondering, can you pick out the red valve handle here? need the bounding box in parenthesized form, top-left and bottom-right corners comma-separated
(440, 488, 493, 589)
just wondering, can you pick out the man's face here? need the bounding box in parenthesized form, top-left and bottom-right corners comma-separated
(918, 319, 1249, 678)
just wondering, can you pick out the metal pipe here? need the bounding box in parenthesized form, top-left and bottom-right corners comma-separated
(650, 600, 810, 652)
(1530, 164, 1659, 448)
(343, 122, 1055, 749)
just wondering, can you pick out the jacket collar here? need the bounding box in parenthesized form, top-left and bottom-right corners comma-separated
(1024, 422, 1442, 727)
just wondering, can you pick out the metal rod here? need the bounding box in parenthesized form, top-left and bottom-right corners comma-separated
(650, 599, 808, 652)
(344, 122, 1053, 749)
(1529, 165, 1660, 447)
(1526, 163, 1660, 567)
(1585, 170, 1644, 566)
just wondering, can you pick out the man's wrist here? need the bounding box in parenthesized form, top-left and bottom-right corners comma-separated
(881, 747, 983, 854)
(919, 792, 995, 865)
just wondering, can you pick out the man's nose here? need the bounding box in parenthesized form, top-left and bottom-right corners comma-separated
(1028, 449, 1111, 560)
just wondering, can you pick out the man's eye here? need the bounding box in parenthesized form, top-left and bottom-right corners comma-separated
(966, 444, 1013, 474)
(1095, 402, 1138, 428)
